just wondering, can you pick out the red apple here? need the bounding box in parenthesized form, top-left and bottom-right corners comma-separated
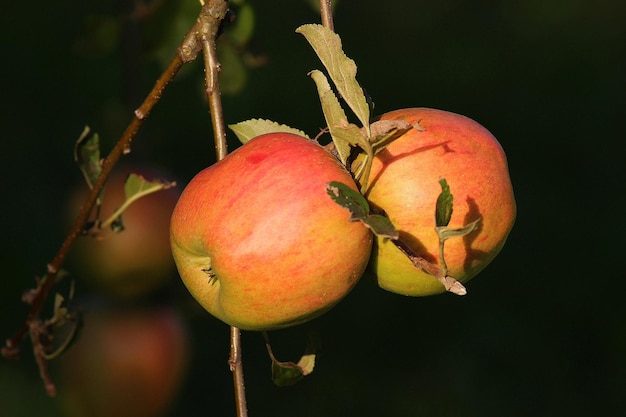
(57, 305, 189, 417)
(366, 108, 516, 296)
(170, 132, 372, 330)
(68, 166, 180, 298)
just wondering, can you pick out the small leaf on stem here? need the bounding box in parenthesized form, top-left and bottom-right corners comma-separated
(435, 178, 453, 227)
(326, 181, 399, 238)
(296, 24, 371, 134)
(74, 126, 102, 192)
(229, 119, 309, 144)
(100, 173, 176, 231)
(326, 181, 369, 220)
(264, 332, 318, 387)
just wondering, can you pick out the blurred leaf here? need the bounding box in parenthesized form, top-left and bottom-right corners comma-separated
(227, 2, 255, 46)
(229, 119, 309, 144)
(74, 126, 102, 191)
(101, 173, 176, 231)
(217, 41, 248, 94)
(296, 24, 370, 134)
(435, 178, 453, 227)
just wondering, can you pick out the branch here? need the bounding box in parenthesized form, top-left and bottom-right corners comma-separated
(2, 55, 184, 361)
(193, 2, 249, 416)
(2, 0, 233, 396)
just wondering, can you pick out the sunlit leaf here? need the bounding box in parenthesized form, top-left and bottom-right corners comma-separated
(296, 24, 370, 134)
(368, 119, 413, 153)
(229, 119, 309, 144)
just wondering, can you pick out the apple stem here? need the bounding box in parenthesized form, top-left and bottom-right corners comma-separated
(392, 238, 467, 296)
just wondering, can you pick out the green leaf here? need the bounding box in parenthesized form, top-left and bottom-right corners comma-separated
(436, 218, 481, 241)
(265, 331, 318, 387)
(100, 173, 176, 231)
(326, 181, 369, 220)
(229, 119, 309, 144)
(361, 214, 399, 240)
(296, 24, 370, 134)
(327, 181, 399, 239)
(74, 126, 102, 191)
(217, 41, 248, 95)
(435, 178, 454, 227)
(226, 2, 255, 47)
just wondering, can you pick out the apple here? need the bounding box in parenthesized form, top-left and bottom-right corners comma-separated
(170, 132, 372, 330)
(57, 305, 189, 417)
(366, 108, 516, 296)
(68, 166, 180, 299)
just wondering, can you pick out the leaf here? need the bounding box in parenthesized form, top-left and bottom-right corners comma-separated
(436, 218, 481, 241)
(361, 214, 399, 240)
(435, 178, 453, 227)
(327, 181, 398, 239)
(308, 69, 352, 164)
(368, 119, 413, 153)
(265, 331, 318, 387)
(74, 126, 102, 191)
(229, 119, 309, 144)
(100, 173, 177, 231)
(326, 181, 369, 220)
(296, 24, 370, 134)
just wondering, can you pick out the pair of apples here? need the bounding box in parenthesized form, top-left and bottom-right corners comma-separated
(170, 108, 516, 331)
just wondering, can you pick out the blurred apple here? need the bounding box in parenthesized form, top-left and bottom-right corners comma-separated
(68, 166, 180, 298)
(57, 304, 190, 417)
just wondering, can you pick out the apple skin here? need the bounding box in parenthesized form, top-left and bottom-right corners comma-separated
(366, 108, 516, 296)
(170, 132, 372, 331)
(68, 166, 180, 299)
(57, 305, 189, 417)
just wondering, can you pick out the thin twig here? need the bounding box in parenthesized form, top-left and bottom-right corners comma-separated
(319, 0, 335, 31)
(202, 34, 228, 160)
(197, 2, 248, 416)
(2, 0, 234, 397)
(229, 326, 248, 417)
(2, 55, 184, 361)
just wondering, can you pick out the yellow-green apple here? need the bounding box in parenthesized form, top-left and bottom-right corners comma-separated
(68, 166, 179, 299)
(170, 132, 372, 330)
(366, 108, 516, 296)
(57, 305, 189, 417)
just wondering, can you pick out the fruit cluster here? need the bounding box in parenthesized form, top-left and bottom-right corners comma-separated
(169, 24, 515, 331)
(170, 107, 515, 331)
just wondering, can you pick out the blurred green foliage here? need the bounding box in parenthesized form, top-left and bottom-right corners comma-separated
(1, 0, 625, 416)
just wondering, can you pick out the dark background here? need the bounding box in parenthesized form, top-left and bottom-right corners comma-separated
(1, 0, 625, 416)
